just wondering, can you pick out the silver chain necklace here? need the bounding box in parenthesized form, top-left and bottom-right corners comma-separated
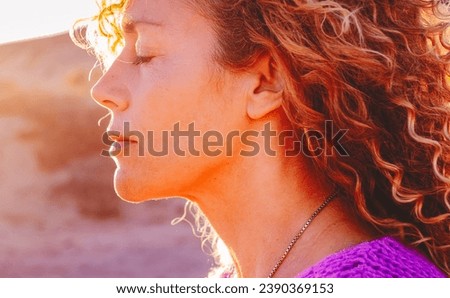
(267, 188, 339, 278)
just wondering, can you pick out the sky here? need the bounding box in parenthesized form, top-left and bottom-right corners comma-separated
(0, 0, 98, 44)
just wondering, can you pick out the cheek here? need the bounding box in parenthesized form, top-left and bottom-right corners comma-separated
(134, 58, 242, 135)
(113, 58, 248, 201)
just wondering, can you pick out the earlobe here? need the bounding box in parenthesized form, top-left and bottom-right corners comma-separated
(246, 57, 285, 120)
(247, 90, 284, 120)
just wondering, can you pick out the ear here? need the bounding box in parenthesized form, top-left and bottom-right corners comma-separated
(246, 56, 285, 120)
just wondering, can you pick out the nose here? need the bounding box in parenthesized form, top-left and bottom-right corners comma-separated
(91, 60, 130, 111)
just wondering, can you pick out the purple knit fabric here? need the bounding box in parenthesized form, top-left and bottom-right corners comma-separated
(296, 236, 446, 278)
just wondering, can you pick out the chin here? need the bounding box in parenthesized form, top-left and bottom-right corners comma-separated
(112, 167, 178, 203)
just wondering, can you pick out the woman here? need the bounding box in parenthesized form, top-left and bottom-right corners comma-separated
(72, 0, 449, 277)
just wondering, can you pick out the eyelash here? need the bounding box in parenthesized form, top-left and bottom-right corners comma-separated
(133, 56, 154, 65)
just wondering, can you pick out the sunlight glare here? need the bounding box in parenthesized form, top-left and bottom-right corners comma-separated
(0, 0, 98, 44)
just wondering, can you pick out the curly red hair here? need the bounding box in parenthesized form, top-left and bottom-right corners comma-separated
(73, 0, 450, 276)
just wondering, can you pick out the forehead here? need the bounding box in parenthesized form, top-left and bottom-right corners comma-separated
(124, 0, 195, 28)
(121, 0, 218, 58)
(121, 0, 217, 52)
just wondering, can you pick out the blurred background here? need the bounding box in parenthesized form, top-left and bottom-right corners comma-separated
(0, 1, 211, 277)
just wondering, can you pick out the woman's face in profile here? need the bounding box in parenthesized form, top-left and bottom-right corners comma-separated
(91, 0, 249, 202)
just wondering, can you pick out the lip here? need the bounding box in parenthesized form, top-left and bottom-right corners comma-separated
(107, 132, 140, 143)
(106, 130, 140, 157)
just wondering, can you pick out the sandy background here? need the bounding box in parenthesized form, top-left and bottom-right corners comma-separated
(0, 33, 212, 277)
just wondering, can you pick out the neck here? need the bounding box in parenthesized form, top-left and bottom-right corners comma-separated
(186, 124, 377, 277)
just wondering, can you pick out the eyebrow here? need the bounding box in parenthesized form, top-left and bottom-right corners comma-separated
(121, 15, 164, 33)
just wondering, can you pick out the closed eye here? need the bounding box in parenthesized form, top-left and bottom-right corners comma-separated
(133, 56, 155, 65)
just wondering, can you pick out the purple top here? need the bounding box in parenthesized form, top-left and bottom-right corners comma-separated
(296, 236, 446, 278)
